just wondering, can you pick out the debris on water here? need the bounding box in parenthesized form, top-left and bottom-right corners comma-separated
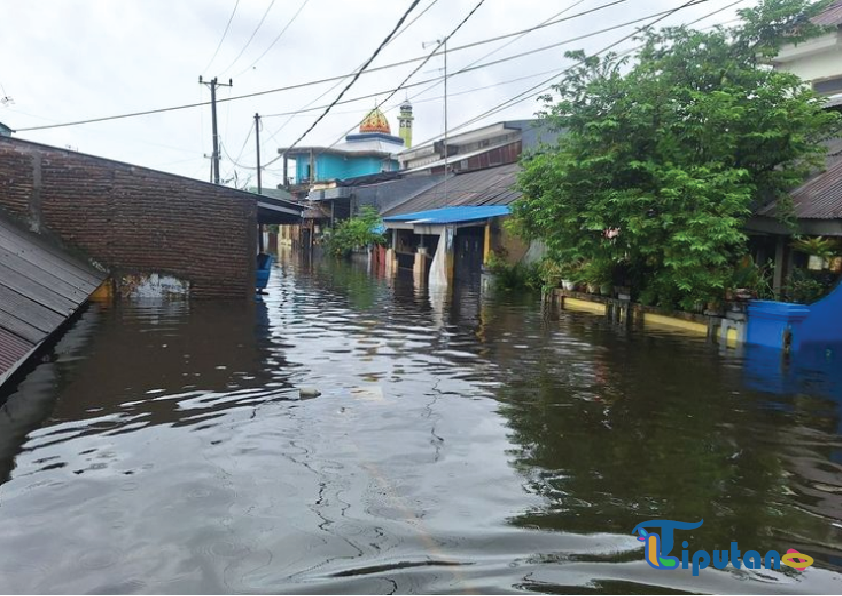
(299, 387, 321, 399)
(350, 387, 384, 401)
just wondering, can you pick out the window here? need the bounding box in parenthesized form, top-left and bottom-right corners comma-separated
(813, 77, 842, 95)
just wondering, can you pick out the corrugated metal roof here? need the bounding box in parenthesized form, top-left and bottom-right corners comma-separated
(0, 216, 104, 384)
(383, 163, 521, 216)
(813, 0, 842, 25)
(384, 205, 511, 225)
(759, 154, 842, 219)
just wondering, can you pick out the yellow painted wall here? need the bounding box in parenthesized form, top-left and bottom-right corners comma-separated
(497, 221, 529, 265)
(484, 222, 492, 264)
(642, 313, 708, 335)
(564, 298, 608, 315)
(90, 280, 113, 301)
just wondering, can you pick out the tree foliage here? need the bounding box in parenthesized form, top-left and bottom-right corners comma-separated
(512, 0, 840, 309)
(324, 205, 386, 257)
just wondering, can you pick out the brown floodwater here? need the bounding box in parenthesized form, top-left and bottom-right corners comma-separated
(1, 251, 841, 594)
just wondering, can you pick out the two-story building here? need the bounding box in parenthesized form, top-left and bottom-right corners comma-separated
(749, 1, 842, 291)
(278, 106, 410, 200)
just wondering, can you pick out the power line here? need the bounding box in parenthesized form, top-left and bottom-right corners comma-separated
(284, 0, 424, 152)
(232, 120, 255, 166)
(403, 0, 594, 108)
(234, 0, 311, 77)
(258, 0, 441, 150)
(219, 0, 278, 76)
(329, 0, 488, 147)
(412, 0, 725, 148)
(261, 66, 563, 120)
(228, 67, 566, 169)
(444, 0, 713, 137)
(202, 0, 241, 74)
(13, 0, 732, 134)
(395, 0, 442, 40)
(13, 1, 640, 133)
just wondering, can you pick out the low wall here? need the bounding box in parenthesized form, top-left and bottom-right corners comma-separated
(549, 290, 746, 347)
(0, 138, 257, 298)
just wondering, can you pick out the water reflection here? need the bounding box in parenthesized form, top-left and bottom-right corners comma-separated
(0, 251, 840, 593)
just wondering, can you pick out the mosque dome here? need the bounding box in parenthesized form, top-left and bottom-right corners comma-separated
(359, 107, 391, 134)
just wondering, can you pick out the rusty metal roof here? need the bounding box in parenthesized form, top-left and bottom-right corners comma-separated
(383, 163, 521, 217)
(813, 0, 842, 25)
(759, 154, 842, 220)
(0, 216, 104, 385)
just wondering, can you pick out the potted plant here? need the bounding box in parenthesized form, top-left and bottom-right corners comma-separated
(541, 259, 564, 290)
(581, 259, 614, 296)
(559, 260, 583, 291)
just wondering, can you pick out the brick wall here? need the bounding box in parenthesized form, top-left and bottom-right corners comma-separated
(0, 138, 256, 298)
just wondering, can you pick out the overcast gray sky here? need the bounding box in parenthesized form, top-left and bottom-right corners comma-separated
(0, 0, 752, 188)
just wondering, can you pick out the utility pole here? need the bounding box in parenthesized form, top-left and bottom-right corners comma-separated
(255, 113, 265, 254)
(198, 75, 233, 185)
(423, 39, 449, 204)
(443, 39, 448, 205)
(254, 113, 262, 194)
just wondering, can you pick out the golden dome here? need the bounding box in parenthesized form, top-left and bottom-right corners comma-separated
(359, 107, 391, 134)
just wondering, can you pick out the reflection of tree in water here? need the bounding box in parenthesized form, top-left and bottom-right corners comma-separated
(493, 317, 837, 559)
(313, 258, 384, 311)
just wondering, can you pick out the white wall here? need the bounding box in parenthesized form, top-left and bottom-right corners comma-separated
(774, 32, 842, 83)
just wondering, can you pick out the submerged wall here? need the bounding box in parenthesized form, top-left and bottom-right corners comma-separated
(0, 138, 257, 298)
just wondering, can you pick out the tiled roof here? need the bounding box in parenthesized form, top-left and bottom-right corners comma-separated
(0, 216, 104, 384)
(383, 163, 521, 217)
(813, 0, 842, 25)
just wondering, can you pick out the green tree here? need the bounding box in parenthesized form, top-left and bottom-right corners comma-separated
(512, 0, 839, 309)
(324, 205, 386, 258)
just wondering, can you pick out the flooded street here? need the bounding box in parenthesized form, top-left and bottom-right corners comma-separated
(1, 252, 842, 594)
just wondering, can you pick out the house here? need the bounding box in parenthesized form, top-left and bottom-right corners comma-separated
(297, 170, 446, 249)
(771, 0, 842, 101)
(278, 106, 408, 200)
(381, 163, 544, 288)
(397, 119, 558, 174)
(748, 0, 842, 291)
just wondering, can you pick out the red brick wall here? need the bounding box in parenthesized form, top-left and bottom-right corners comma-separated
(0, 138, 256, 298)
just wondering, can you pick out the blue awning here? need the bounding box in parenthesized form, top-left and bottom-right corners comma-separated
(383, 205, 510, 225)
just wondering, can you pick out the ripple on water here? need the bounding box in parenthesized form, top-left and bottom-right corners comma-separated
(0, 254, 841, 593)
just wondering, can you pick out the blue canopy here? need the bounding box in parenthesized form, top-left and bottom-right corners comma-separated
(383, 205, 511, 225)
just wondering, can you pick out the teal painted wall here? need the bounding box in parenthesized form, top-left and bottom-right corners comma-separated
(292, 153, 398, 182)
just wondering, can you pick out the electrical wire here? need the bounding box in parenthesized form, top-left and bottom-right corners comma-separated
(412, 0, 731, 148)
(258, 0, 441, 152)
(13, 0, 735, 134)
(284, 0, 423, 152)
(202, 0, 241, 74)
(443, 0, 713, 138)
(328, 0, 488, 148)
(219, 0, 278, 76)
(234, 0, 311, 77)
(232, 120, 255, 166)
(401, 0, 593, 110)
(261, 66, 564, 119)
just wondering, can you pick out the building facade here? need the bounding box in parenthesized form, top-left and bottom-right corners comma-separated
(772, 1, 842, 97)
(279, 106, 407, 193)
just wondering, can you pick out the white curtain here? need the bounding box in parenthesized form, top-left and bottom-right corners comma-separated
(429, 233, 448, 287)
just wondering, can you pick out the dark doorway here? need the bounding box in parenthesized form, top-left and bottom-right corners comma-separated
(454, 227, 485, 288)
